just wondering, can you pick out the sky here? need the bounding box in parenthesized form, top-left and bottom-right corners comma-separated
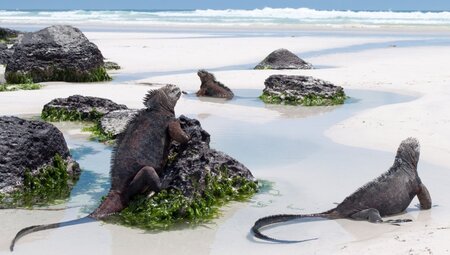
(1, 0, 450, 11)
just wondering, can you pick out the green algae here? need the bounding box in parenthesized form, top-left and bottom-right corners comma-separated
(0, 82, 42, 92)
(111, 167, 258, 231)
(0, 75, 42, 92)
(0, 154, 79, 208)
(82, 122, 115, 143)
(41, 108, 117, 143)
(41, 107, 104, 122)
(5, 66, 111, 84)
(4, 72, 34, 85)
(259, 90, 347, 106)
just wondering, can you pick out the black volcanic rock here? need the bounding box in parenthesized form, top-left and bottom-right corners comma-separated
(0, 27, 20, 41)
(261, 75, 346, 106)
(5, 25, 110, 83)
(255, 48, 313, 70)
(42, 95, 128, 121)
(0, 27, 22, 65)
(0, 116, 80, 195)
(104, 61, 121, 70)
(0, 43, 13, 65)
(100, 109, 139, 137)
(162, 115, 255, 199)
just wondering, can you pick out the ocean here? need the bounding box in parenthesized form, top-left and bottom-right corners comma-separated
(1, 8, 450, 29)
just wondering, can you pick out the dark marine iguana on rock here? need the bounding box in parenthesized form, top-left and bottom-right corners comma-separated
(252, 137, 432, 243)
(10, 84, 189, 251)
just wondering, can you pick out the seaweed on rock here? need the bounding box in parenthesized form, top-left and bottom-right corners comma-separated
(41, 107, 104, 122)
(5, 25, 112, 83)
(0, 154, 80, 208)
(260, 90, 347, 106)
(105, 116, 259, 230)
(6, 67, 111, 84)
(113, 167, 258, 230)
(260, 75, 347, 106)
(0, 83, 42, 92)
(82, 122, 116, 143)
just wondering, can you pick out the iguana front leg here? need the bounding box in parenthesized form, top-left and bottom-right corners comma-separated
(168, 120, 189, 144)
(351, 208, 383, 223)
(196, 86, 207, 96)
(417, 183, 432, 209)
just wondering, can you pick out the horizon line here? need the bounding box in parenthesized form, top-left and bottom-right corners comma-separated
(2, 8, 450, 12)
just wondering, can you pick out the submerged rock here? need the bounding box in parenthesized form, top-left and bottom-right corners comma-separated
(196, 70, 234, 99)
(41, 95, 128, 122)
(254, 48, 313, 70)
(100, 109, 139, 137)
(5, 25, 110, 83)
(261, 75, 346, 106)
(0, 116, 80, 206)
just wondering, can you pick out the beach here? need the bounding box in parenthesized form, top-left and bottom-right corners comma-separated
(1, 22, 450, 254)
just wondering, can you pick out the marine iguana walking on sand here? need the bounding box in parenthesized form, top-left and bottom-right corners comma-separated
(252, 137, 432, 243)
(10, 85, 189, 251)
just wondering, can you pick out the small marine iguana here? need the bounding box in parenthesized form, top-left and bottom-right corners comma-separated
(10, 84, 189, 251)
(196, 70, 234, 99)
(252, 137, 432, 243)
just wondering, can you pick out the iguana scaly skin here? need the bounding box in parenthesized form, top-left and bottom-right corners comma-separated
(10, 85, 189, 251)
(252, 137, 432, 243)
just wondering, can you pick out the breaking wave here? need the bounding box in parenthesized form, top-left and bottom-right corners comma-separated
(1, 8, 450, 27)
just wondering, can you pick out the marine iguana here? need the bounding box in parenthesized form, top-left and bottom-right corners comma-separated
(252, 137, 432, 243)
(10, 84, 190, 251)
(196, 70, 234, 99)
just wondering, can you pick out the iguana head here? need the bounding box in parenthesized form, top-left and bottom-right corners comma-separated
(197, 69, 215, 83)
(143, 84, 181, 112)
(395, 137, 420, 173)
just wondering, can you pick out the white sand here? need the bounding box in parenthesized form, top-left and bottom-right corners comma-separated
(1, 29, 450, 254)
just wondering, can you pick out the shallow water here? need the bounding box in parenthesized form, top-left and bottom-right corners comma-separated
(202, 90, 450, 255)
(186, 89, 408, 169)
(2, 89, 449, 255)
(10, 88, 407, 215)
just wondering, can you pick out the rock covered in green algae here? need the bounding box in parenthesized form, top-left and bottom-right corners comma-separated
(41, 95, 128, 122)
(254, 48, 313, 70)
(5, 25, 111, 83)
(260, 74, 346, 106)
(0, 116, 80, 207)
(115, 115, 258, 230)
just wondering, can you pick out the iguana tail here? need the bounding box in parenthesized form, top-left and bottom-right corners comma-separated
(10, 216, 94, 251)
(251, 212, 332, 243)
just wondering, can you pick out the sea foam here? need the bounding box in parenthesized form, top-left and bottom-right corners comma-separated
(1, 8, 450, 27)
